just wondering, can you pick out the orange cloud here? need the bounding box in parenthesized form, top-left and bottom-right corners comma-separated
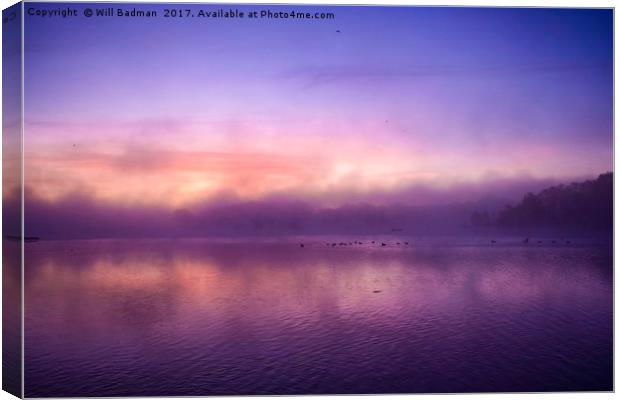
(22, 119, 611, 208)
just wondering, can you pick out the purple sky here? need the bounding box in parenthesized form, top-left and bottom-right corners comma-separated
(22, 4, 613, 209)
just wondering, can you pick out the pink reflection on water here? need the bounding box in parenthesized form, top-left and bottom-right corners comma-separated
(24, 238, 612, 396)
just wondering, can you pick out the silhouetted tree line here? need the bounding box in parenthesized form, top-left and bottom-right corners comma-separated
(471, 172, 612, 230)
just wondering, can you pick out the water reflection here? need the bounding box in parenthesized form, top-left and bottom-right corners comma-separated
(25, 238, 612, 396)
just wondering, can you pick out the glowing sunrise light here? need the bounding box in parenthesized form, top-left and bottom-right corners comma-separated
(20, 6, 611, 209)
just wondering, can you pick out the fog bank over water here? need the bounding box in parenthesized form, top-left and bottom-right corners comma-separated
(5, 173, 609, 240)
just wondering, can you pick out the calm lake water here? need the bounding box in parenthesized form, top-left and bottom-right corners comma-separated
(24, 237, 612, 396)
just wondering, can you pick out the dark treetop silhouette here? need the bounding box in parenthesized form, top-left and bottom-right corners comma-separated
(471, 172, 612, 232)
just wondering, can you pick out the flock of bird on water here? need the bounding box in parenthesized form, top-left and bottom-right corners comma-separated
(298, 238, 573, 248)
